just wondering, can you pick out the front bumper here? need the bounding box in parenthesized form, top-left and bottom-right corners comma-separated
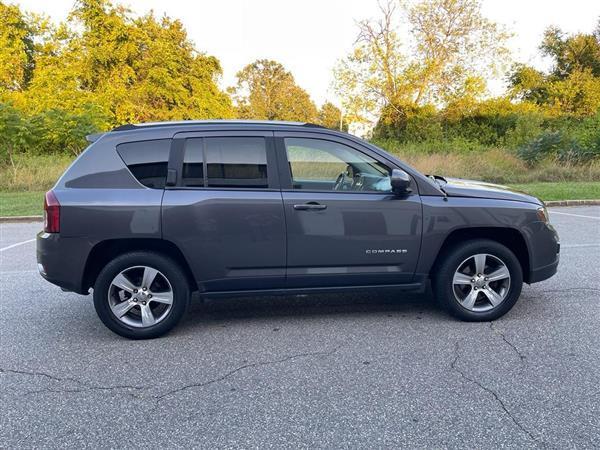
(529, 257, 559, 283)
(526, 222, 560, 284)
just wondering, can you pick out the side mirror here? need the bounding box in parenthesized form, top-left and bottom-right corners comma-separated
(390, 168, 411, 195)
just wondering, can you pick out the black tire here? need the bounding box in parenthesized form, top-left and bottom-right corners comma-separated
(93, 251, 190, 339)
(432, 239, 523, 321)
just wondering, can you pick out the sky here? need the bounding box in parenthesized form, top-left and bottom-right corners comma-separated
(11, 0, 600, 107)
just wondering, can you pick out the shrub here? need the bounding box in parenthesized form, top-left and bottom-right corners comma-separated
(518, 130, 598, 166)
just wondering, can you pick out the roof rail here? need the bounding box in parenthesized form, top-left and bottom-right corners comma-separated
(111, 120, 326, 132)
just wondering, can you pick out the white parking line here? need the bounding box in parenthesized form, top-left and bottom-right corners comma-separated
(562, 244, 600, 248)
(550, 211, 600, 220)
(0, 238, 36, 252)
(0, 270, 38, 275)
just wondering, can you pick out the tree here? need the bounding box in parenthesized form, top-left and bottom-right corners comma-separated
(509, 21, 600, 116)
(0, 2, 38, 92)
(21, 0, 233, 125)
(231, 59, 318, 122)
(333, 0, 511, 122)
(317, 102, 348, 130)
(333, 1, 406, 123)
(541, 23, 600, 79)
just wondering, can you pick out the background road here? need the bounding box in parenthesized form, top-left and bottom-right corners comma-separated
(1, 207, 599, 448)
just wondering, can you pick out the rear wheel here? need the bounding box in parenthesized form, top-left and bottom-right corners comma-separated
(433, 239, 523, 321)
(93, 252, 190, 339)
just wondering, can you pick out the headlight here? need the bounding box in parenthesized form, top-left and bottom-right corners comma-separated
(536, 206, 549, 223)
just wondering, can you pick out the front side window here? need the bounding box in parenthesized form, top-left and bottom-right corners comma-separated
(182, 137, 268, 188)
(116, 139, 170, 188)
(285, 138, 391, 192)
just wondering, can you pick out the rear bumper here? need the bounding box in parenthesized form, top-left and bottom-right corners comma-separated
(36, 231, 89, 294)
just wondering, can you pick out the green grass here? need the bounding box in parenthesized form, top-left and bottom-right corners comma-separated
(509, 182, 600, 201)
(1, 182, 598, 217)
(0, 191, 45, 217)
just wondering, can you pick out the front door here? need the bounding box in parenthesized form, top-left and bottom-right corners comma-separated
(277, 134, 422, 288)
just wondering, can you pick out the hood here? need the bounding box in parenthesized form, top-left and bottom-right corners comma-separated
(439, 177, 542, 205)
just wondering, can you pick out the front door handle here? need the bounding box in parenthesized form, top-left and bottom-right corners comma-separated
(293, 202, 327, 211)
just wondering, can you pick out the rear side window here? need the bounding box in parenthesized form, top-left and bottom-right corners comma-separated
(116, 140, 170, 189)
(183, 137, 268, 188)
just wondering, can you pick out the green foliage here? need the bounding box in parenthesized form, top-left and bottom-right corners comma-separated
(509, 22, 600, 117)
(541, 23, 600, 79)
(33, 104, 110, 155)
(2, 0, 599, 195)
(1, 0, 233, 131)
(318, 102, 348, 131)
(231, 59, 317, 122)
(517, 114, 600, 166)
(517, 131, 578, 165)
(375, 20, 600, 169)
(0, 100, 109, 161)
(0, 2, 37, 92)
(0, 102, 33, 164)
(334, 0, 511, 123)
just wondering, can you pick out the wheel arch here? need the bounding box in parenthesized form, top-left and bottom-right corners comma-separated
(82, 238, 198, 292)
(431, 227, 531, 282)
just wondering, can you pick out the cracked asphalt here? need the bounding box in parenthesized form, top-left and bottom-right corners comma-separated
(1, 206, 599, 449)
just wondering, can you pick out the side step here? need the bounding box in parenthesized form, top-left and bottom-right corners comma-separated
(199, 282, 426, 299)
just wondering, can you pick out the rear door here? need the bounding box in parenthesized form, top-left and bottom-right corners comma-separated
(162, 131, 286, 292)
(275, 132, 423, 288)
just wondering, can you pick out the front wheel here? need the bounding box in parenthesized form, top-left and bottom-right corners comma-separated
(93, 252, 190, 339)
(433, 239, 523, 321)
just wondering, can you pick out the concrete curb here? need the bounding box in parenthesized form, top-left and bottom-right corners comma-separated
(0, 215, 43, 223)
(544, 199, 600, 207)
(0, 200, 598, 223)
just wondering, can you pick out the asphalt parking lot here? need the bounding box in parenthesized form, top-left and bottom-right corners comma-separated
(1, 206, 599, 449)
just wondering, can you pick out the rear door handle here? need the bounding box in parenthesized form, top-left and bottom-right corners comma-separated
(293, 202, 327, 211)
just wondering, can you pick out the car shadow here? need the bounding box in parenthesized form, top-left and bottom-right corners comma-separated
(176, 288, 444, 331)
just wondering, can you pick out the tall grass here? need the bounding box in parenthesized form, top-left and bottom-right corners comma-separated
(376, 141, 600, 184)
(0, 154, 74, 191)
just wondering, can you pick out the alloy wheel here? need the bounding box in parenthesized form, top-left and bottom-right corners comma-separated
(452, 253, 511, 312)
(108, 266, 174, 328)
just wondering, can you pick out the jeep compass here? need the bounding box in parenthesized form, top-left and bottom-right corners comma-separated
(37, 120, 560, 339)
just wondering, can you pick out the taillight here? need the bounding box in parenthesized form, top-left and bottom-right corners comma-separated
(44, 190, 60, 233)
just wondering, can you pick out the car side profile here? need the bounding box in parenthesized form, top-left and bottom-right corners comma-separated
(37, 120, 560, 339)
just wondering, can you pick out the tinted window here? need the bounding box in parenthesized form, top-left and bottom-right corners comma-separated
(183, 137, 268, 188)
(182, 139, 204, 187)
(116, 140, 170, 188)
(285, 138, 391, 192)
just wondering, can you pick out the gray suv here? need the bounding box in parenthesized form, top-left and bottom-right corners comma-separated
(37, 120, 560, 339)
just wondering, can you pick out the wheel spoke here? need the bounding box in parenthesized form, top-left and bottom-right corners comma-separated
(111, 300, 135, 318)
(461, 288, 479, 310)
(150, 292, 173, 305)
(108, 265, 173, 328)
(141, 267, 159, 290)
(111, 273, 137, 293)
(483, 287, 504, 306)
(453, 272, 472, 285)
(140, 305, 156, 327)
(486, 266, 510, 282)
(473, 254, 486, 275)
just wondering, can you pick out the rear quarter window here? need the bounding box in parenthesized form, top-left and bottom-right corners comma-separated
(116, 140, 170, 188)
